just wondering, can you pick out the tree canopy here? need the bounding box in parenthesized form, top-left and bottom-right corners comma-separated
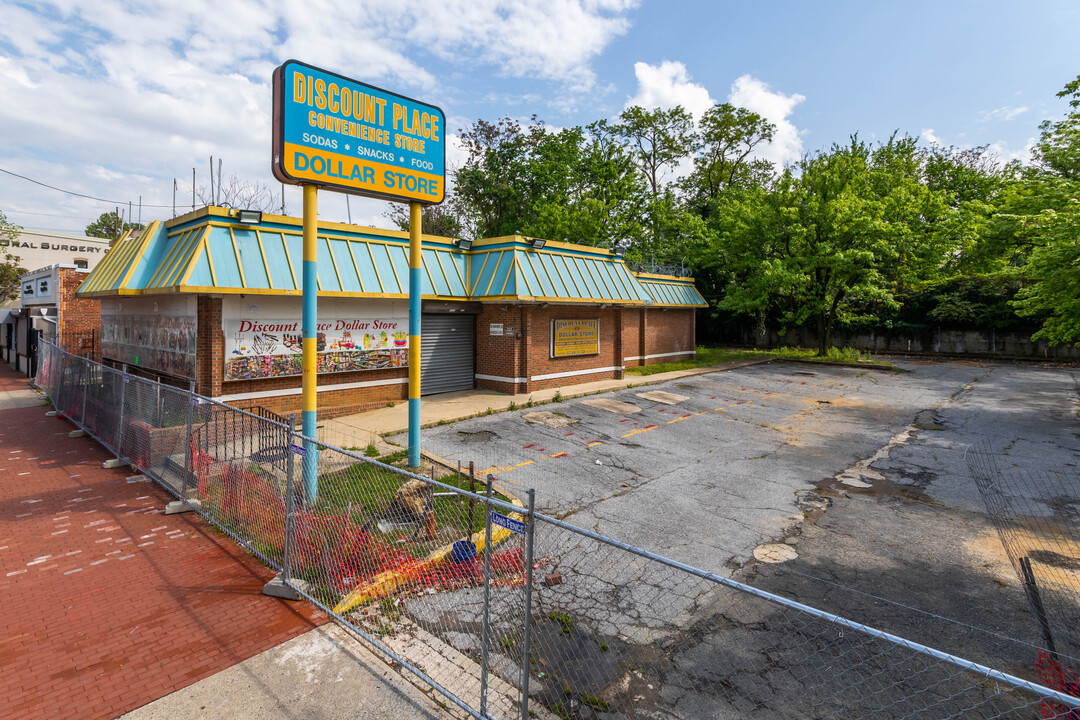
(445, 73, 1080, 351)
(0, 211, 25, 301)
(85, 211, 143, 241)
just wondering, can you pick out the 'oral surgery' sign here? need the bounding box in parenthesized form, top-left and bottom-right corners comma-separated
(272, 59, 445, 204)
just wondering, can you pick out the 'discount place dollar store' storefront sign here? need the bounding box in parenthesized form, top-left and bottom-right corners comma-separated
(272, 59, 445, 204)
(551, 319, 600, 358)
(223, 316, 408, 381)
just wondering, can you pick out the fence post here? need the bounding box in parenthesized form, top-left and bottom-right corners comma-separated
(520, 488, 536, 720)
(283, 413, 297, 584)
(182, 380, 196, 498)
(480, 474, 495, 719)
(115, 365, 128, 457)
(263, 413, 305, 601)
(80, 360, 89, 428)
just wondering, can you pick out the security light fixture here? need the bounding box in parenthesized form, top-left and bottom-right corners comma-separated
(236, 209, 263, 225)
(530, 237, 547, 250)
(455, 238, 473, 250)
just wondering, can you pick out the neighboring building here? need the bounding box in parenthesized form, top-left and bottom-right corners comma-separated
(1, 229, 110, 310)
(75, 207, 705, 416)
(1, 229, 110, 365)
(6, 264, 99, 375)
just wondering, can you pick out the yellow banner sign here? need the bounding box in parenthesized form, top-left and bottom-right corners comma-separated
(551, 319, 599, 358)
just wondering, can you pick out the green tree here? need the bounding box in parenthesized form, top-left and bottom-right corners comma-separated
(85, 211, 143, 241)
(614, 106, 697, 201)
(0, 211, 26, 301)
(714, 135, 956, 354)
(1007, 74, 1080, 346)
(453, 116, 647, 250)
(683, 102, 775, 214)
(1011, 199, 1080, 346)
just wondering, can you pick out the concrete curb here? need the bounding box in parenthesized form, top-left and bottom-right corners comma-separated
(377, 358, 777, 437)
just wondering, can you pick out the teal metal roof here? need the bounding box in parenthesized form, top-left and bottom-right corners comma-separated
(468, 238, 649, 305)
(77, 208, 704, 308)
(638, 276, 708, 308)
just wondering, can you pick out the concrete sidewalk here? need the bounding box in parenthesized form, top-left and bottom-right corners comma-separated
(321, 358, 773, 449)
(0, 363, 48, 410)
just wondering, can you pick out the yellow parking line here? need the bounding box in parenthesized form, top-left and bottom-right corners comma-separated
(666, 416, 690, 424)
(515, 460, 534, 467)
(621, 425, 657, 438)
(586, 441, 602, 447)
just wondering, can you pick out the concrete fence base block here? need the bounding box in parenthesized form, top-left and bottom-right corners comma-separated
(68, 429, 86, 438)
(126, 475, 150, 483)
(164, 499, 201, 515)
(262, 576, 310, 601)
(46, 410, 58, 417)
(101, 457, 125, 469)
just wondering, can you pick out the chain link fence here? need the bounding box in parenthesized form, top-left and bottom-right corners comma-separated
(968, 441, 1080, 706)
(34, 339, 1080, 719)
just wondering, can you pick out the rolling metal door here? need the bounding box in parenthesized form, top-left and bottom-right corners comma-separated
(420, 314, 475, 395)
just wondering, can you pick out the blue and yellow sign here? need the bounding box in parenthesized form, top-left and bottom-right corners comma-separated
(272, 60, 445, 204)
(551, 319, 600, 358)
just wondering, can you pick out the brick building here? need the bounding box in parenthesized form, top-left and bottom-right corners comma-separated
(7, 264, 100, 375)
(76, 207, 705, 416)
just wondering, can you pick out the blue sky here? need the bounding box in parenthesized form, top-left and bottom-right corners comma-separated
(0, 0, 1077, 235)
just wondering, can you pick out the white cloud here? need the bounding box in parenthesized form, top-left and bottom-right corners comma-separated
(988, 137, 1036, 164)
(624, 61, 714, 118)
(921, 128, 945, 146)
(0, 0, 637, 233)
(979, 105, 1029, 122)
(727, 75, 806, 169)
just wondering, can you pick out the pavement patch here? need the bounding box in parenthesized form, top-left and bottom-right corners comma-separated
(581, 398, 642, 414)
(753, 543, 799, 563)
(522, 410, 578, 428)
(636, 390, 690, 405)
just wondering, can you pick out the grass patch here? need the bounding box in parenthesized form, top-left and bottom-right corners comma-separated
(625, 345, 896, 376)
(317, 459, 512, 540)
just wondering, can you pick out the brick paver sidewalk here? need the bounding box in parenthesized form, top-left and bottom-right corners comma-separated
(0, 401, 327, 720)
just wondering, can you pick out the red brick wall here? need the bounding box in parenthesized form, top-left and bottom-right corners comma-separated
(57, 269, 100, 359)
(219, 367, 407, 418)
(525, 306, 623, 391)
(197, 296, 224, 397)
(643, 308, 695, 365)
(621, 308, 644, 367)
(475, 305, 527, 394)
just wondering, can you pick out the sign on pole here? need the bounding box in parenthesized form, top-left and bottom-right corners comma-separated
(272, 60, 445, 205)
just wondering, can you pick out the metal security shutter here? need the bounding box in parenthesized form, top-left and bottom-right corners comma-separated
(420, 314, 475, 395)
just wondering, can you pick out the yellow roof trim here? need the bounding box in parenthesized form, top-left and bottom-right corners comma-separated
(254, 230, 273, 290)
(470, 251, 491, 294)
(205, 234, 218, 287)
(421, 247, 438, 294)
(281, 234, 298, 288)
(482, 251, 504, 296)
(498, 253, 516, 296)
(634, 272, 698, 282)
(389, 245, 406, 292)
(178, 231, 209, 286)
(113, 221, 157, 291)
(147, 229, 190, 287)
(433, 250, 453, 294)
(326, 237, 344, 291)
(228, 227, 247, 289)
(365, 243, 384, 292)
(345, 240, 366, 293)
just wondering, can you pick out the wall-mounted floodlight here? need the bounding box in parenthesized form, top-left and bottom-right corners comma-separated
(455, 238, 473, 250)
(237, 209, 263, 225)
(530, 237, 547, 250)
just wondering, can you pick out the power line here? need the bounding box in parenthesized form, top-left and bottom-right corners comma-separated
(5, 209, 97, 219)
(0, 166, 174, 208)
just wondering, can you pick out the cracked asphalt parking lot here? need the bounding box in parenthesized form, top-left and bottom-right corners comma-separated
(405, 359, 1080, 673)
